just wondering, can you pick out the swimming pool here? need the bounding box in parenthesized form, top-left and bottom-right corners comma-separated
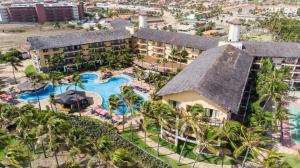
(288, 104, 300, 144)
(19, 73, 146, 114)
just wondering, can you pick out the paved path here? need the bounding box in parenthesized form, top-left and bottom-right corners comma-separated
(137, 131, 233, 168)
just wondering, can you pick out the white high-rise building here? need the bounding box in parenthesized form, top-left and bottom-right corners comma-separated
(228, 19, 241, 42)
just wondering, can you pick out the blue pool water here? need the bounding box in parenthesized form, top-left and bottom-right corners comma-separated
(19, 73, 146, 114)
(288, 104, 300, 144)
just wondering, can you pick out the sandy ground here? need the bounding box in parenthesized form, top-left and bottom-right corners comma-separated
(0, 23, 83, 51)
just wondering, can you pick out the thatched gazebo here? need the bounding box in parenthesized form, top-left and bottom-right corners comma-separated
(55, 90, 91, 112)
(17, 81, 47, 92)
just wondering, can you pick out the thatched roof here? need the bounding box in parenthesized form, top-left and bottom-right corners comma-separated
(243, 41, 300, 58)
(110, 18, 134, 30)
(134, 28, 219, 51)
(17, 81, 47, 92)
(27, 29, 131, 50)
(157, 45, 253, 114)
(56, 90, 87, 105)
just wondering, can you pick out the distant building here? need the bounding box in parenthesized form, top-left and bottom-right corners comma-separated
(0, 2, 84, 24)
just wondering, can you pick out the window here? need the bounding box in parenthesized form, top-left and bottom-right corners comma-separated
(168, 100, 179, 108)
(53, 48, 60, 51)
(205, 108, 214, 117)
(43, 49, 48, 52)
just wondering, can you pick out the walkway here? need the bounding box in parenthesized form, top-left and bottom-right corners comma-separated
(136, 131, 233, 168)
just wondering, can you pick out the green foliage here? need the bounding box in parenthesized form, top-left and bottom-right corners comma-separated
(0, 103, 171, 168)
(259, 14, 300, 42)
(195, 22, 215, 35)
(24, 65, 36, 76)
(112, 148, 138, 168)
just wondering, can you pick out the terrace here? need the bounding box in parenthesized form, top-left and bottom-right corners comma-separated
(134, 55, 186, 72)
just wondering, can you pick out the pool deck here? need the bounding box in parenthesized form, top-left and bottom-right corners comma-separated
(280, 91, 300, 153)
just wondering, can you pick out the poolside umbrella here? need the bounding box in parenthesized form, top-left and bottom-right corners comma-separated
(17, 81, 46, 92)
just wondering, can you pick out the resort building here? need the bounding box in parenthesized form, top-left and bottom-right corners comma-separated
(133, 28, 218, 64)
(157, 45, 253, 122)
(25, 17, 300, 121)
(27, 29, 132, 72)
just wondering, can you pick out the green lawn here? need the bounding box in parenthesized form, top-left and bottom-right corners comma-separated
(283, 154, 300, 168)
(122, 131, 192, 168)
(146, 125, 234, 165)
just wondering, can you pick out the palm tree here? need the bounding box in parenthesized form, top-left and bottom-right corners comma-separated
(108, 95, 120, 124)
(257, 148, 285, 168)
(233, 126, 273, 168)
(120, 86, 143, 141)
(140, 101, 155, 146)
(192, 126, 222, 168)
(112, 148, 137, 167)
(0, 128, 12, 149)
(4, 143, 32, 168)
(29, 73, 46, 111)
(137, 54, 145, 67)
(162, 58, 168, 72)
(170, 48, 178, 70)
(67, 72, 85, 116)
(92, 136, 113, 167)
(3, 49, 22, 84)
(49, 93, 57, 112)
(48, 71, 64, 94)
(256, 59, 290, 109)
(156, 58, 161, 71)
(275, 106, 288, 143)
(178, 50, 188, 68)
(178, 104, 205, 164)
(47, 117, 71, 167)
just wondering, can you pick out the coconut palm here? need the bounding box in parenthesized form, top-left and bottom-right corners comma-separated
(0, 128, 12, 149)
(178, 104, 205, 164)
(108, 95, 120, 124)
(162, 58, 168, 72)
(170, 48, 179, 70)
(257, 148, 285, 168)
(275, 106, 288, 143)
(233, 126, 273, 168)
(49, 93, 57, 112)
(92, 136, 113, 167)
(112, 148, 137, 167)
(178, 49, 188, 68)
(120, 86, 143, 141)
(256, 59, 290, 109)
(67, 72, 85, 116)
(47, 117, 71, 167)
(29, 73, 47, 111)
(137, 54, 145, 67)
(156, 58, 161, 71)
(192, 126, 223, 168)
(140, 101, 156, 146)
(2, 49, 22, 84)
(48, 71, 64, 94)
(4, 143, 32, 168)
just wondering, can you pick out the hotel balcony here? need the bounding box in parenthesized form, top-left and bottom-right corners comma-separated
(137, 42, 147, 46)
(64, 46, 82, 53)
(111, 40, 126, 46)
(89, 44, 105, 49)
